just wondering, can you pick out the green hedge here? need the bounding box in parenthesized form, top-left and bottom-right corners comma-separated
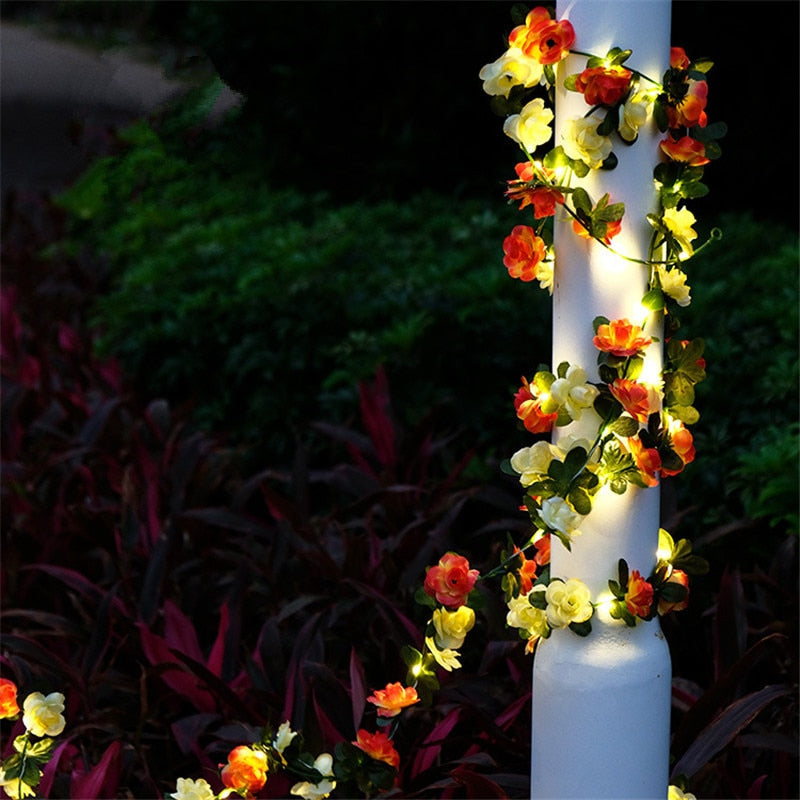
(56, 118, 549, 463)
(56, 116, 798, 535)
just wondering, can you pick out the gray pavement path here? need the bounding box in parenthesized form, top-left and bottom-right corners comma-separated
(1, 19, 239, 199)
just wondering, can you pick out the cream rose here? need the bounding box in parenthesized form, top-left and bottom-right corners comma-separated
(506, 588, 549, 640)
(662, 206, 698, 257)
(548, 364, 599, 421)
(22, 691, 65, 738)
(170, 778, 216, 800)
(618, 90, 654, 142)
(656, 264, 692, 307)
(503, 97, 554, 152)
(479, 47, 544, 97)
(425, 636, 462, 672)
(432, 606, 476, 650)
(291, 755, 336, 800)
(561, 116, 613, 169)
(274, 720, 298, 754)
(510, 441, 565, 486)
(540, 496, 583, 538)
(545, 578, 594, 628)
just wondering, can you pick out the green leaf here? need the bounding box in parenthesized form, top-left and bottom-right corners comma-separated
(597, 106, 619, 136)
(564, 73, 579, 92)
(414, 586, 437, 609)
(569, 618, 593, 637)
(659, 581, 688, 603)
(682, 181, 709, 199)
(667, 404, 700, 425)
(564, 446, 588, 474)
(544, 146, 571, 171)
(609, 47, 632, 65)
(529, 590, 548, 610)
(568, 487, 592, 516)
(593, 315, 610, 332)
(690, 59, 714, 74)
(609, 416, 640, 437)
(641, 287, 665, 311)
(665, 372, 696, 406)
(600, 151, 618, 170)
(401, 645, 423, 668)
(572, 187, 592, 214)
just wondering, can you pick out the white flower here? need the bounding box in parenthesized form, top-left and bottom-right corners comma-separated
(555, 434, 597, 462)
(291, 778, 337, 800)
(548, 364, 599, 421)
(506, 587, 549, 640)
(510, 441, 565, 486)
(22, 691, 65, 737)
(535, 258, 554, 294)
(425, 635, 462, 672)
(561, 116, 613, 169)
(656, 264, 692, 306)
(662, 206, 698, 257)
(503, 97, 554, 152)
(540, 496, 583, 538)
(432, 606, 476, 650)
(479, 47, 544, 97)
(545, 578, 594, 628)
(618, 89, 654, 142)
(274, 720, 298, 754)
(290, 754, 336, 800)
(170, 778, 215, 800)
(668, 786, 697, 800)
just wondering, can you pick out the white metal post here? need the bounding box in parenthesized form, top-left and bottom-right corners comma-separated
(531, 1, 672, 798)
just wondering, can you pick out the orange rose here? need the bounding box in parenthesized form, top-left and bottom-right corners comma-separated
(508, 7, 575, 64)
(514, 376, 557, 434)
(367, 682, 419, 718)
(660, 135, 709, 166)
(625, 570, 654, 618)
(503, 225, 547, 281)
(0, 679, 19, 719)
(670, 47, 690, 70)
(661, 423, 696, 477)
(572, 217, 622, 245)
(593, 319, 652, 358)
(668, 79, 708, 128)
(658, 569, 690, 615)
(513, 546, 539, 594)
(533, 535, 551, 567)
(221, 745, 268, 793)
(354, 729, 400, 769)
(575, 65, 632, 107)
(628, 437, 661, 487)
(609, 378, 658, 423)
(424, 553, 479, 608)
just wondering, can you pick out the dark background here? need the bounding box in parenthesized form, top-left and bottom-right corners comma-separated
(3, 0, 798, 227)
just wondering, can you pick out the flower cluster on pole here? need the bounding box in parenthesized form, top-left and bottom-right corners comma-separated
(158, 7, 721, 799)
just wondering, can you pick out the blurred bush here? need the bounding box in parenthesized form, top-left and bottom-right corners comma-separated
(55, 113, 550, 467)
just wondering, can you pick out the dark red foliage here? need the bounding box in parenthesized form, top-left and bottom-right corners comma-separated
(1, 194, 796, 798)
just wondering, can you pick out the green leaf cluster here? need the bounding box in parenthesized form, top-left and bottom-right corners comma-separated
(1, 734, 56, 793)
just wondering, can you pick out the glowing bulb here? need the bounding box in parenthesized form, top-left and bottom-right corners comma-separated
(411, 663, 422, 678)
(656, 545, 672, 562)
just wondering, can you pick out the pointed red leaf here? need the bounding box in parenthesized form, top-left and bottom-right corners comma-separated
(69, 741, 122, 800)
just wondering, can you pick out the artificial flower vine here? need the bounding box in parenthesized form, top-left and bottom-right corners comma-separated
(0, 679, 66, 799)
(161, 6, 718, 798)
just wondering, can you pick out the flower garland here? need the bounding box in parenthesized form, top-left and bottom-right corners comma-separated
(0, 8, 719, 800)
(0, 679, 66, 799)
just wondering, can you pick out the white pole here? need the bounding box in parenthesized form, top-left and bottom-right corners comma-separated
(531, 2, 672, 798)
